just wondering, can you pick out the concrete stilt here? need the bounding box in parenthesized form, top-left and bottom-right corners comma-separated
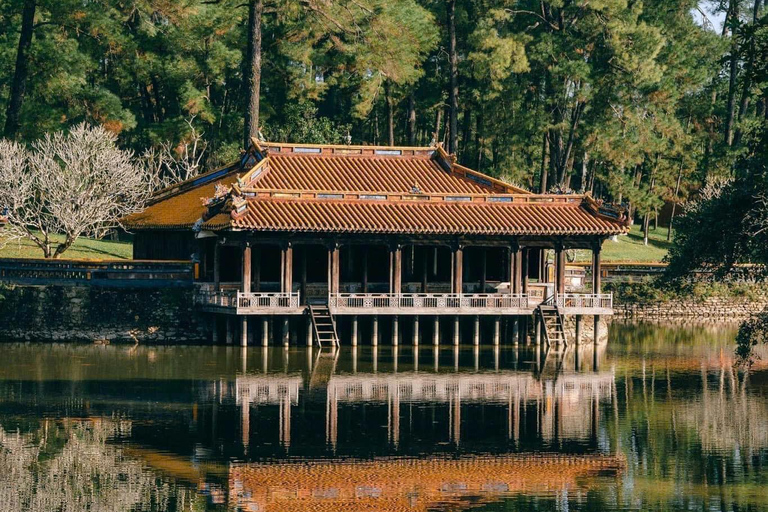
(392, 316, 399, 346)
(351, 316, 358, 347)
(493, 316, 500, 346)
(305, 316, 313, 346)
(472, 316, 480, 346)
(453, 316, 460, 346)
(372, 315, 379, 347)
(512, 318, 519, 346)
(282, 317, 289, 347)
(413, 316, 420, 346)
(593, 315, 600, 344)
(241, 317, 249, 347)
(211, 317, 219, 344)
(433, 316, 440, 346)
(226, 317, 234, 345)
(269, 318, 275, 345)
(261, 318, 269, 347)
(575, 315, 582, 346)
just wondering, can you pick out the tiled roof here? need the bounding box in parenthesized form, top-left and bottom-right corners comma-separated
(124, 140, 630, 236)
(222, 195, 627, 235)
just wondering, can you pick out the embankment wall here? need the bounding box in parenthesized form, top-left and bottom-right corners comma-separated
(0, 284, 208, 343)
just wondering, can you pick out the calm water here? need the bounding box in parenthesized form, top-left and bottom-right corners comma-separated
(1, 322, 767, 511)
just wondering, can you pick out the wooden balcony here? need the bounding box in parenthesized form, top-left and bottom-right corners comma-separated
(195, 286, 613, 316)
(196, 289, 303, 315)
(329, 293, 532, 315)
(556, 293, 614, 315)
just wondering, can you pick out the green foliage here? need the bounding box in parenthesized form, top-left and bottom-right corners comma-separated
(666, 123, 768, 279)
(0, 0, 764, 232)
(264, 102, 349, 144)
(736, 312, 768, 365)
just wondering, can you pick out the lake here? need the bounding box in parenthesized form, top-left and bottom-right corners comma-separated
(1, 322, 767, 511)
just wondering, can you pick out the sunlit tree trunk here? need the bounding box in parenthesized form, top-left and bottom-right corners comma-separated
(243, 0, 263, 149)
(447, 0, 458, 154)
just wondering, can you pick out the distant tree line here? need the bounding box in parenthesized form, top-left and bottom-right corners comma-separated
(0, 0, 766, 240)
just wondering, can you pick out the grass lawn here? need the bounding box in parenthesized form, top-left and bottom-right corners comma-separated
(0, 234, 132, 260)
(575, 224, 672, 263)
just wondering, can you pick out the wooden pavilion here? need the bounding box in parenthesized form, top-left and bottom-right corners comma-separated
(124, 139, 629, 347)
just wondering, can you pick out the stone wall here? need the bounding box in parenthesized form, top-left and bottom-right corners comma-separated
(614, 295, 768, 321)
(0, 284, 209, 343)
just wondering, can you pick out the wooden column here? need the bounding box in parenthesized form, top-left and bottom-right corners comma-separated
(521, 249, 529, 293)
(592, 241, 602, 294)
(510, 244, 522, 294)
(391, 245, 402, 294)
(362, 246, 369, 292)
(242, 244, 252, 294)
(282, 245, 293, 293)
(241, 244, 252, 347)
(555, 243, 566, 296)
(480, 248, 487, 292)
(421, 247, 428, 292)
(328, 244, 340, 295)
(592, 240, 602, 345)
(213, 242, 221, 290)
(300, 249, 307, 305)
(452, 245, 463, 294)
(253, 247, 261, 292)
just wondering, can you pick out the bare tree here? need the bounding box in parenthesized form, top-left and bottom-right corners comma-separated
(0, 124, 152, 258)
(142, 117, 207, 191)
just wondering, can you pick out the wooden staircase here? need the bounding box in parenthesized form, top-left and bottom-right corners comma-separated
(537, 300, 567, 347)
(309, 304, 340, 348)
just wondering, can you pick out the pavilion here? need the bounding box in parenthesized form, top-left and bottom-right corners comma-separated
(124, 139, 629, 347)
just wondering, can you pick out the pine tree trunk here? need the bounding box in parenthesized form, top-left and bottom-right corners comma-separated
(734, 0, 762, 145)
(539, 133, 549, 193)
(724, 0, 740, 146)
(385, 80, 395, 146)
(407, 93, 416, 146)
(475, 106, 484, 170)
(433, 108, 442, 145)
(447, 0, 459, 154)
(3, 0, 36, 138)
(243, 0, 263, 149)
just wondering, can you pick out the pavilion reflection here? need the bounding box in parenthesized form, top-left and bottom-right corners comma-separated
(231, 344, 614, 455)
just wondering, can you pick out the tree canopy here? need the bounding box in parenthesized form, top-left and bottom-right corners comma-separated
(0, 0, 765, 241)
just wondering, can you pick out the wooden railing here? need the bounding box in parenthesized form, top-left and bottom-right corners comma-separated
(196, 289, 301, 312)
(329, 293, 529, 312)
(237, 292, 301, 310)
(556, 293, 613, 310)
(0, 258, 195, 287)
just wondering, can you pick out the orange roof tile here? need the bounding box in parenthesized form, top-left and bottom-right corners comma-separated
(222, 195, 626, 236)
(124, 140, 629, 236)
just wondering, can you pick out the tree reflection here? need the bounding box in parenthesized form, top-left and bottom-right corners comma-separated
(0, 418, 207, 512)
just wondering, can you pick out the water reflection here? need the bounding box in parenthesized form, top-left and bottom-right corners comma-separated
(0, 323, 767, 511)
